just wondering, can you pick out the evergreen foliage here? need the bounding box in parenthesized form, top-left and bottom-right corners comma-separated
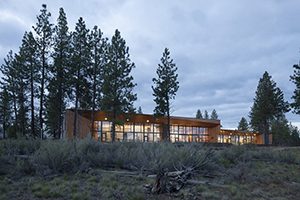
(0, 87, 12, 138)
(19, 31, 39, 137)
(0, 51, 18, 136)
(271, 116, 292, 145)
(70, 17, 91, 137)
(89, 26, 108, 138)
(196, 109, 203, 119)
(210, 109, 218, 120)
(290, 63, 300, 114)
(138, 106, 143, 114)
(204, 110, 209, 119)
(46, 8, 71, 139)
(249, 71, 289, 144)
(152, 48, 179, 141)
(101, 29, 137, 142)
(237, 117, 249, 131)
(33, 4, 53, 139)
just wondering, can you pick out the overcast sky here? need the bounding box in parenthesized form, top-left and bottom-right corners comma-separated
(1, 0, 300, 128)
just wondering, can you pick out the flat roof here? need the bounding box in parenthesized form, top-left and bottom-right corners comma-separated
(66, 109, 220, 128)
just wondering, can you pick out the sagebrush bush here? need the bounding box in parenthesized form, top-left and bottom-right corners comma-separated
(0, 139, 40, 156)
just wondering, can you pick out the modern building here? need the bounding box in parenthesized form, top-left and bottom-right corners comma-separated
(63, 109, 268, 144)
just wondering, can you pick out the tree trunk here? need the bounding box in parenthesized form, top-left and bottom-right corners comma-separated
(111, 109, 116, 142)
(264, 124, 269, 145)
(58, 70, 63, 139)
(3, 121, 6, 139)
(30, 64, 35, 137)
(91, 50, 97, 139)
(39, 42, 46, 139)
(166, 96, 170, 142)
(73, 80, 79, 138)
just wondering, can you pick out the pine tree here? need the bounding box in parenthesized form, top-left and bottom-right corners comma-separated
(46, 7, 71, 139)
(249, 71, 289, 144)
(14, 53, 30, 137)
(196, 109, 203, 119)
(0, 87, 12, 139)
(210, 109, 218, 120)
(290, 63, 300, 114)
(89, 26, 107, 138)
(237, 117, 248, 131)
(101, 29, 137, 142)
(138, 106, 143, 114)
(289, 125, 300, 146)
(70, 17, 91, 137)
(33, 4, 53, 139)
(152, 48, 179, 141)
(0, 51, 18, 130)
(19, 31, 39, 137)
(0, 51, 30, 137)
(271, 115, 291, 145)
(204, 110, 209, 119)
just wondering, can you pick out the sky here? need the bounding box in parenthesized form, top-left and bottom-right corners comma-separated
(0, 0, 300, 129)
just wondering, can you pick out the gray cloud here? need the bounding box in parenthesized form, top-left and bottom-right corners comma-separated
(0, 0, 300, 128)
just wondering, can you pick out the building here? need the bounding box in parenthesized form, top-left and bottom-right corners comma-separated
(63, 109, 268, 144)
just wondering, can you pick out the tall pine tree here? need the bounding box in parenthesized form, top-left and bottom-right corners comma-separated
(204, 110, 209, 119)
(89, 26, 107, 138)
(0, 51, 18, 133)
(196, 109, 203, 119)
(46, 7, 71, 139)
(290, 63, 300, 114)
(19, 31, 39, 137)
(152, 48, 179, 141)
(101, 29, 137, 142)
(33, 4, 53, 139)
(210, 109, 218, 120)
(70, 17, 91, 138)
(0, 87, 12, 138)
(0, 51, 29, 137)
(237, 117, 248, 131)
(249, 71, 289, 144)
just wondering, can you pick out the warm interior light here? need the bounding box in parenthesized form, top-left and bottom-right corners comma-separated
(146, 120, 149, 123)
(104, 117, 107, 120)
(126, 119, 129, 121)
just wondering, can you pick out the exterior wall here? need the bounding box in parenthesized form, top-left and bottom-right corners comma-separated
(256, 134, 273, 145)
(62, 109, 268, 145)
(64, 110, 92, 139)
(63, 109, 221, 143)
(208, 125, 221, 143)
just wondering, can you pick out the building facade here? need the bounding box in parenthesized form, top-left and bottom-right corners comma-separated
(63, 109, 267, 144)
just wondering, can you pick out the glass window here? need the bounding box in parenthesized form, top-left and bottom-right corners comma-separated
(135, 123, 143, 133)
(153, 124, 160, 133)
(148, 133, 154, 142)
(124, 123, 134, 132)
(153, 134, 160, 142)
(102, 121, 111, 132)
(179, 126, 185, 134)
(186, 127, 192, 135)
(125, 132, 134, 141)
(135, 133, 143, 141)
(115, 125, 123, 132)
(179, 134, 187, 142)
(116, 132, 123, 141)
(145, 124, 152, 133)
(170, 125, 178, 134)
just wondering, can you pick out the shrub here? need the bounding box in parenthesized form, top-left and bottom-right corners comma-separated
(33, 140, 83, 174)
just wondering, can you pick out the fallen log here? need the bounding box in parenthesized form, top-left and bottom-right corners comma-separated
(144, 168, 193, 194)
